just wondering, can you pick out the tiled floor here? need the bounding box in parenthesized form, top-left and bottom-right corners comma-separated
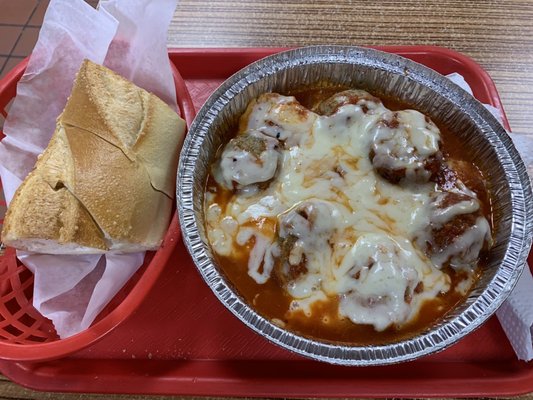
(0, 0, 99, 80)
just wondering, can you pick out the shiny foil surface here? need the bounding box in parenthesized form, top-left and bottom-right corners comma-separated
(177, 46, 533, 365)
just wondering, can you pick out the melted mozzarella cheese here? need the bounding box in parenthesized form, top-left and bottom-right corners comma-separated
(370, 110, 441, 182)
(206, 91, 489, 332)
(432, 216, 491, 268)
(244, 93, 317, 147)
(415, 191, 492, 269)
(213, 130, 280, 190)
(277, 200, 349, 299)
(334, 233, 449, 331)
(236, 228, 275, 284)
(431, 197, 479, 225)
(206, 201, 238, 257)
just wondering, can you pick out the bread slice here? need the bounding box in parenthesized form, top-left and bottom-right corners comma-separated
(1, 60, 186, 254)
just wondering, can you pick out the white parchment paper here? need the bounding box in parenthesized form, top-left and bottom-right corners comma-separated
(0, 0, 118, 192)
(0, 0, 179, 338)
(448, 72, 533, 361)
(101, 0, 179, 110)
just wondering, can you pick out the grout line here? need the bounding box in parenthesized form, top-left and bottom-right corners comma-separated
(0, 59, 7, 76)
(0, 24, 42, 29)
(0, 1, 41, 77)
(25, 0, 42, 27)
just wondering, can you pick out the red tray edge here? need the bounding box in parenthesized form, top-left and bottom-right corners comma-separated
(1, 46, 531, 398)
(168, 45, 511, 130)
(4, 359, 533, 398)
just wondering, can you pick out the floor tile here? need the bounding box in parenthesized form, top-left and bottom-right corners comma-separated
(85, 0, 100, 9)
(0, 56, 7, 87)
(0, 0, 38, 25)
(1, 57, 24, 80)
(0, 26, 22, 55)
(12, 27, 39, 57)
(30, 1, 97, 26)
(29, 0, 49, 26)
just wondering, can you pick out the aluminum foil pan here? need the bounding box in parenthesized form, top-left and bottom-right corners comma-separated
(177, 46, 533, 365)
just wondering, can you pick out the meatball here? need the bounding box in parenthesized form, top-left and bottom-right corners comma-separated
(274, 200, 338, 294)
(430, 158, 487, 194)
(276, 234, 307, 285)
(315, 89, 384, 116)
(337, 233, 423, 331)
(214, 130, 280, 190)
(369, 110, 442, 184)
(241, 93, 317, 147)
(417, 191, 491, 269)
(446, 159, 487, 196)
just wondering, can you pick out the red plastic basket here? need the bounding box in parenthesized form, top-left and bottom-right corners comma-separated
(0, 56, 195, 362)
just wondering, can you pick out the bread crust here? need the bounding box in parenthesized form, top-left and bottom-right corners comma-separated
(1, 60, 186, 254)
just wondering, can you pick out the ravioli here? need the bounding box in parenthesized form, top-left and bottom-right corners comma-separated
(205, 89, 492, 340)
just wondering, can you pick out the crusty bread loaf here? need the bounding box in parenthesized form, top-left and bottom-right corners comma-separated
(1, 60, 186, 254)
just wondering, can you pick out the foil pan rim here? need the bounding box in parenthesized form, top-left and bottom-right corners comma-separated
(177, 45, 533, 366)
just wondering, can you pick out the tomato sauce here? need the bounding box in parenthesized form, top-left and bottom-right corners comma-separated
(205, 87, 492, 345)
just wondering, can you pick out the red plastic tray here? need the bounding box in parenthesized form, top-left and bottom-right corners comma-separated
(0, 47, 531, 397)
